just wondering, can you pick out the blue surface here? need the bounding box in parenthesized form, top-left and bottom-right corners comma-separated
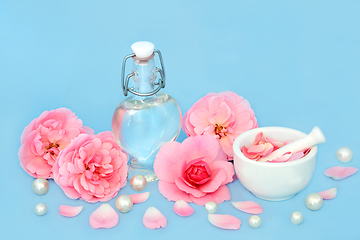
(1, 0, 360, 239)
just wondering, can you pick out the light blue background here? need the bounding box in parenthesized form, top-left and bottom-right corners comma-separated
(1, 0, 359, 239)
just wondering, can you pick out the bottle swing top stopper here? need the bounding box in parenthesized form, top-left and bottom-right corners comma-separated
(121, 41, 166, 97)
(131, 41, 155, 59)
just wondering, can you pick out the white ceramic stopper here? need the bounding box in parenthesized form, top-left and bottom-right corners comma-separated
(260, 126, 326, 162)
(131, 41, 154, 58)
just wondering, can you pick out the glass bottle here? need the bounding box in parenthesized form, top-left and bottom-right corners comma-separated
(112, 41, 181, 182)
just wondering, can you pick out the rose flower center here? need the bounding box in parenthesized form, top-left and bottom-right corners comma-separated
(183, 158, 211, 186)
(214, 124, 227, 139)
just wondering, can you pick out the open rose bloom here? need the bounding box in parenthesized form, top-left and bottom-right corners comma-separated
(18, 108, 92, 178)
(182, 91, 258, 160)
(154, 135, 234, 206)
(53, 131, 128, 203)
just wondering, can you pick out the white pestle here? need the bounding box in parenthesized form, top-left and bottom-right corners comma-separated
(259, 126, 326, 162)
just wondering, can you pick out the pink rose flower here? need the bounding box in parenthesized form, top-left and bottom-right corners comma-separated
(154, 135, 234, 206)
(18, 108, 93, 179)
(52, 131, 128, 203)
(182, 91, 258, 160)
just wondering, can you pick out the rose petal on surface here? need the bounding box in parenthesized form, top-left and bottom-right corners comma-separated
(318, 187, 337, 200)
(143, 207, 167, 229)
(59, 205, 83, 217)
(89, 204, 119, 229)
(208, 214, 241, 230)
(173, 200, 194, 217)
(324, 166, 358, 180)
(129, 192, 150, 204)
(232, 201, 263, 214)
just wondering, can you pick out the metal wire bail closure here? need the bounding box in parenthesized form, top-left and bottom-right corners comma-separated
(121, 50, 166, 97)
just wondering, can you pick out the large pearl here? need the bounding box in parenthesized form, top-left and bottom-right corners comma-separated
(305, 193, 323, 210)
(32, 178, 49, 195)
(34, 203, 47, 216)
(116, 195, 133, 213)
(130, 175, 147, 192)
(248, 215, 261, 228)
(336, 147, 353, 163)
(205, 201, 217, 214)
(290, 211, 303, 224)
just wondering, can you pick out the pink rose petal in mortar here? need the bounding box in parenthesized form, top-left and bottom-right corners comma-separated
(208, 214, 241, 230)
(143, 207, 167, 229)
(254, 132, 263, 145)
(324, 166, 358, 180)
(258, 143, 274, 157)
(232, 201, 263, 214)
(241, 146, 261, 160)
(318, 187, 337, 200)
(267, 152, 292, 163)
(59, 205, 83, 217)
(129, 192, 150, 204)
(287, 152, 305, 162)
(89, 204, 119, 229)
(173, 200, 194, 217)
(247, 144, 266, 154)
(265, 137, 284, 148)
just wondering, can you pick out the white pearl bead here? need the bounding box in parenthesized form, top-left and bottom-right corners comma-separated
(290, 211, 303, 224)
(130, 175, 147, 192)
(116, 195, 133, 213)
(32, 178, 49, 195)
(248, 215, 262, 228)
(305, 192, 323, 210)
(34, 203, 47, 216)
(205, 201, 217, 214)
(336, 147, 353, 163)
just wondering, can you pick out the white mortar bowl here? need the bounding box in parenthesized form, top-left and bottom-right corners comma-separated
(233, 127, 317, 201)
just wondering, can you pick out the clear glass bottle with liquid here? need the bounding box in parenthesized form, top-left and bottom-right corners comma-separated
(112, 41, 181, 182)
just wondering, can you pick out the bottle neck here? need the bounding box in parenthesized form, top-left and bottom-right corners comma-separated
(132, 58, 156, 94)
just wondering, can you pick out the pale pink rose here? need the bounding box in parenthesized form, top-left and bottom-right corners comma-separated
(182, 91, 258, 160)
(52, 131, 128, 203)
(154, 135, 234, 206)
(18, 108, 93, 179)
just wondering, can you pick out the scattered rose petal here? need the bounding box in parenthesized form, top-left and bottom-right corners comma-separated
(89, 204, 119, 229)
(208, 214, 241, 230)
(59, 205, 83, 217)
(143, 207, 167, 229)
(324, 166, 358, 180)
(129, 192, 150, 204)
(232, 201, 263, 214)
(318, 187, 337, 200)
(173, 200, 194, 217)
